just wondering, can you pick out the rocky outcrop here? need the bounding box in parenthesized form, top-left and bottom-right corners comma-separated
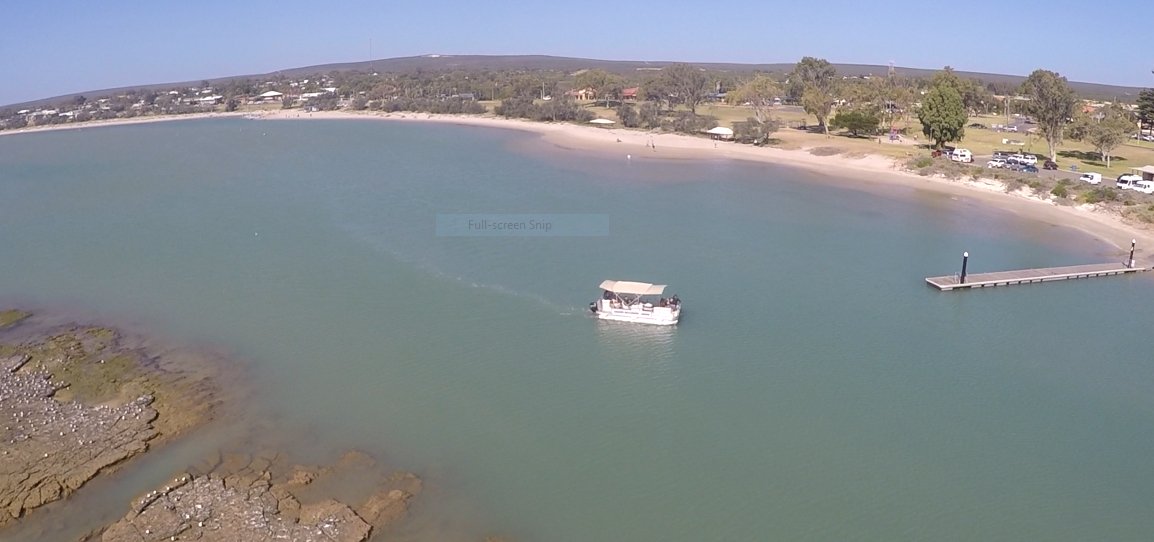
(90, 452, 420, 542)
(1, 362, 158, 525)
(0, 321, 219, 527)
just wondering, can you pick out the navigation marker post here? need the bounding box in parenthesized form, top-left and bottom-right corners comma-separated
(960, 252, 969, 284)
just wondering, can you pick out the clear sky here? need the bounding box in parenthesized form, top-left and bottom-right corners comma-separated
(3, 0, 1153, 106)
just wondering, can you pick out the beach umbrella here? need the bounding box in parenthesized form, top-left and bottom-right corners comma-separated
(705, 126, 734, 136)
(588, 118, 615, 125)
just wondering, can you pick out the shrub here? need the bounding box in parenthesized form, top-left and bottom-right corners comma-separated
(1051, 185, 1069, 198)
(1082, 187, 1118, 204)
(662, 112, 716, 134)
(909, 155, 934, 169)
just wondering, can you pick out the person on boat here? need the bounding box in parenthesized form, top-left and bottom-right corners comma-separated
(602, 290, 613, 300)
(658, 297, 667, 307)
(670, 294, 680, 306)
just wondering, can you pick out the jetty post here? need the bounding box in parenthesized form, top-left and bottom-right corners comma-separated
(1128, 239, 1136, 268)
(960, 252, 969, 284)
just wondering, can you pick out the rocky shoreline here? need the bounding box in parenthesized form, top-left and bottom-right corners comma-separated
(87, 451, 420, 542)
(1, 317, 217, 526)
(0, 311, 431, 541)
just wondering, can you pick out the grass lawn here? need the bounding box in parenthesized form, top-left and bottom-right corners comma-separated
(574, 101, 1154, 177)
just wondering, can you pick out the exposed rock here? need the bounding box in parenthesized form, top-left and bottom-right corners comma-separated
(89, 452, 420, 542)
(0, 320, 219, 527)
(0, 365, 158, 525)
(0, 310, 30, 330)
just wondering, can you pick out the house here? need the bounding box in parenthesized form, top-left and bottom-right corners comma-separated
(257, 91, 284, 103)
(565, 87, 596, 100)
(621, 87, 639, 101)
(196, 95, 223, 105)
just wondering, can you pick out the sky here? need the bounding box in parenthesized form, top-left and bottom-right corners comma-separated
(3, 0, 1153, 107)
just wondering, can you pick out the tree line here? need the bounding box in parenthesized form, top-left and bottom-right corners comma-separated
(4, 58, 1151, 164)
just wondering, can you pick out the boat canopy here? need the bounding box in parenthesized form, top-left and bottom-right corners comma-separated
(599, 280, 667, 296)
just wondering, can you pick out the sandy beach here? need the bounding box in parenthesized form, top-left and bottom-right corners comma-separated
(7, 109, 1154, 261)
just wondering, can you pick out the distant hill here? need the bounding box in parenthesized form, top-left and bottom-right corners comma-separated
(6, 54, 1145, 109)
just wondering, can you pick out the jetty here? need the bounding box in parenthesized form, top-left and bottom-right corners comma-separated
(926, 243, 1150, 291)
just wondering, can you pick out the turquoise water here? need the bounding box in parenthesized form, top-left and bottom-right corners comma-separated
(2, 119, 1153, 541)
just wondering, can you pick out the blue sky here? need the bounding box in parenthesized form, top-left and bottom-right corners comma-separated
(3, 0, 1152, 106)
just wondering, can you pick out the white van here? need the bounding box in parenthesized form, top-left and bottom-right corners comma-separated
(1117, 174, 1142, 189)
(1078, 172, 1102, 185)
(950, 149, 973, 163)
(1134, 180, 1154, 194)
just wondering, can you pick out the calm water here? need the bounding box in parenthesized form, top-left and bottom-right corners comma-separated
(2, 119, 1153, 541)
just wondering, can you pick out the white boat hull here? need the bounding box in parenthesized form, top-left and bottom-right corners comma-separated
(592, 299, 680, 325)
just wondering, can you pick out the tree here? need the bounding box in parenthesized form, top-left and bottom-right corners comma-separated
(1085, 106, 1133, 168)
(918, 82, 967, 148)
(1019, 69, 1078, 161)
(1065, 111, 1093, 141)
(638, 101, 661, 128)
(801, 86, 835, 134)
(727, 75, 779, 123)
(640, 76, 671, 111)
(829, 109, 881, 136)
(792, 56, 836, 92)
(615, 103, 640, 128)
(660, 63, 710, 115)
(574, 69, 622, 108)
(791, 57, 837, 134)
(225, 98, 240, 112)
(733, 117, 779, 144)
(1137, 89, 1154, 136)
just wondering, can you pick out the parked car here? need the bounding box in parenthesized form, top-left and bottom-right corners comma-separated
(1003, 125, 1019, 132)
(1144, 135, 1154, 142)
(1043, 160, 1058, 170)
(993, 150, 1013, 159)
(949, 148, 973, 163)
(1078, 172, 1102, 184)
(968, 123, 987, 129)
(986, 158, 1007, 169)
(1021, 165, 1039, 173)
(1117, 174, 1142, 189)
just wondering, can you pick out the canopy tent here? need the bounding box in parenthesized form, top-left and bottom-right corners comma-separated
(258, 91, 284, 98)
(705, 126, 734, 136)
(599, 280, 667, 296)
(588, 118, 616, 125)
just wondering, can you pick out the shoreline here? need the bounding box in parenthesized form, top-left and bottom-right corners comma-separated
(260, 109, 1154, 261)
(6, 109, 1153, 261)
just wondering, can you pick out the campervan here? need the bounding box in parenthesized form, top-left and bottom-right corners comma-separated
(1133, 180, 1154, 194)
(1116, 174, 1142, 189)
(1078, 172, 1102, 185)
(949, 149, 973, 163)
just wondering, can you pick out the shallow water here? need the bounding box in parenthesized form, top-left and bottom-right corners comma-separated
(2, 119, 1153, 541)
